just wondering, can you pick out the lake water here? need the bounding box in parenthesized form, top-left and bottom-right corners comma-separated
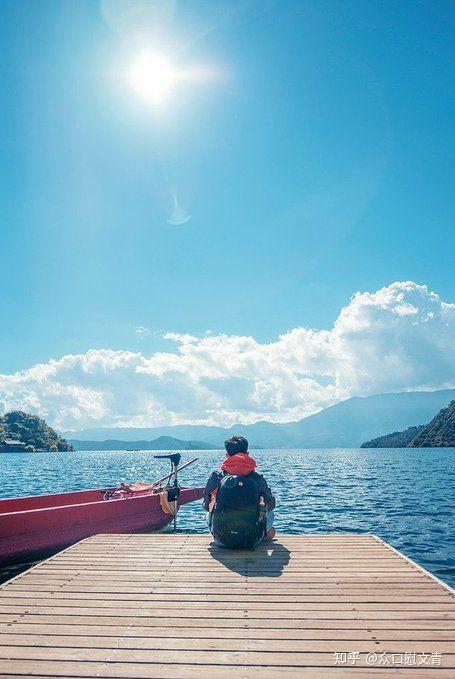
(1, 448, 454, 587)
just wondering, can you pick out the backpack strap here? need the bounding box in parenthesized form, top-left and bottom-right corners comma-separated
(208, 472, 225, 512)
(208, 488, 217, 512)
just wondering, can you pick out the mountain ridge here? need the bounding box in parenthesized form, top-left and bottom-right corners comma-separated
(63, 388, 455, 449)
(70, 436, 221, 452)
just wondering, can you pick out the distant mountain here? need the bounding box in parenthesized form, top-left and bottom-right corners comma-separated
(66, 421, 287, 449)
(409, 401, 455, 447)
(70, 436, 220, 451)
(1, 411, 73, 452)
(361, 425, 425, 448)
(277, 389, 455, 448)
(63, 388, 455, 449)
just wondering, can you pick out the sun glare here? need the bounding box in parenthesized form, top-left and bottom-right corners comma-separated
(130, 53, 177, 104)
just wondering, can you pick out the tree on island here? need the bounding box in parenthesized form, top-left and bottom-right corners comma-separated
(0, 411, 73, 452)
(361, 400, 455, 448)
(408, 400, 455, 447)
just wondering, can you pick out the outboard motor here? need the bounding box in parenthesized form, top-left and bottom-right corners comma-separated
(154, 454, 181, 531)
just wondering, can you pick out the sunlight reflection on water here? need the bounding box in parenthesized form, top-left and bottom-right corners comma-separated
(1, 448, 453, 586)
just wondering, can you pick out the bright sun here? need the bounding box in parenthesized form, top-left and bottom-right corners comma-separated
(130, 53, 177, 104)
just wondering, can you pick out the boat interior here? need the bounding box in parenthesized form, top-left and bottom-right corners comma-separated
(0, 489, 107, 513)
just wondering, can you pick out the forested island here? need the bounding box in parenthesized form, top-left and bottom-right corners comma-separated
(409, 400, 455, 447)
(361, 425, 425, 448)
(362, 401, 455, 448)
(0, 411, 73, 452)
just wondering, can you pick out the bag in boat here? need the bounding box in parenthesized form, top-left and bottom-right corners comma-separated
(211, 474, 265, 549)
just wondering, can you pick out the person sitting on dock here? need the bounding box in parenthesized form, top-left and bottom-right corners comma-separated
(203, 435, 276, 548)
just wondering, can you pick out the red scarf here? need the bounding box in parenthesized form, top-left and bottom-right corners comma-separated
(221, 453, 256, 475)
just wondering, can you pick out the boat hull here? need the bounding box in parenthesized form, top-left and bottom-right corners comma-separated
(0, 486, 203, 566)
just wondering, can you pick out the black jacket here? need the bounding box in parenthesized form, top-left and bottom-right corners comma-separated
(203, 470, 276, 511)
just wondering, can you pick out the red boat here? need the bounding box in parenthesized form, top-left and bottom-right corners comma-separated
(0, 482, 204, 566)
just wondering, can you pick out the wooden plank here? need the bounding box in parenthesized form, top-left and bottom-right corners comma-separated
(0, 596, 452, 608)
(0, 533, 453, 678)
(0, 645, 454, 670)
(5, 613, 454, 628)
(0, 637, 453, 660)
(15, 573, 431, 582)
(4, 582, 444, 592)
(0, 602, 453, 616)
(38, 582, 433, 590)
(0, 660, 453, 679)
(1, 595, 450, 609)
(1, 633, 455, 653)
(2, 622, 455, 640)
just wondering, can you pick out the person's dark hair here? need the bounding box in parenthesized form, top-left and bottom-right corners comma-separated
(224, 435, 249, 456)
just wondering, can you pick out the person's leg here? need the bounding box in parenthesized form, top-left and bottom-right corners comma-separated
(265, 509, 275, 539)
(206, 511, 227, 547)
(206, 511, 212, 529)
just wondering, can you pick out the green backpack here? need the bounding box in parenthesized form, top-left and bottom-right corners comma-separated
(211, 474, 265, 549)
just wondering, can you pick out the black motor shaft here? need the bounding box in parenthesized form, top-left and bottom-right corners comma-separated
(154, 453, 182, 532)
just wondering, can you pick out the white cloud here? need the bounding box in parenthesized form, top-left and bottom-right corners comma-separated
(136, 325, 151, 339)
(0, 281, 453, 431)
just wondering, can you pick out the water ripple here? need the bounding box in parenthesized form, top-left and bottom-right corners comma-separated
(0, 447, 453, 586)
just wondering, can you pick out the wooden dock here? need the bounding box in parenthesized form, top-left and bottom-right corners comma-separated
(0, 534, 453, 677)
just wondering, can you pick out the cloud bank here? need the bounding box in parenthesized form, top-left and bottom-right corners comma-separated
(0, 281, 454, 431)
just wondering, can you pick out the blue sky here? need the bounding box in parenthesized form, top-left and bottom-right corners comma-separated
(0, 1, 454, 404)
